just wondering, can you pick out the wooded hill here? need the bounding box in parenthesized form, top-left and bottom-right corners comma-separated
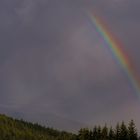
(0, 114, 76, 140)
(0, 114, 139, 140)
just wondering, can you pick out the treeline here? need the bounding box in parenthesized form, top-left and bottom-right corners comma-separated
(0, 114, 139, 140)
(78, 120, 138, 140)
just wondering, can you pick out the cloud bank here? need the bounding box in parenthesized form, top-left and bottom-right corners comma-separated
(0, 0, 140, 131)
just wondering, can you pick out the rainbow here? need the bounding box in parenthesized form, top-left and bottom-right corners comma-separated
(87, 11, 140, 96)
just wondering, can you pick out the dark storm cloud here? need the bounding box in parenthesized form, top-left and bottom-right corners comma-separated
(0, 0, 140, 131)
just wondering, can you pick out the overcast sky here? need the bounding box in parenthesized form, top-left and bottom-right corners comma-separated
(0, 0, 140, 131)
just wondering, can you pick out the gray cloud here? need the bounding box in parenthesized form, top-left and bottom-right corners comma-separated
(0, 0, 140, 131)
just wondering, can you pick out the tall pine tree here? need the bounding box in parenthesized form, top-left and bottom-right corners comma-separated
(109, 127, 115, 140)
(101, 125, 108, 140)
(92, 126, 98, 140)
(128, 120, 138, 140)
(97, 126, 102, 140)
(119, 121, 129, 140)
(115, 123, 120, 140)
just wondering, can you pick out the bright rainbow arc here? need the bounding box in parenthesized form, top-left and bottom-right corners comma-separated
(87, 12, 140, 96)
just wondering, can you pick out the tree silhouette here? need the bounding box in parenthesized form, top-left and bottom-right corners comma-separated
(108, 127, 115, 140)
(128, 120, 138, 140)
(119, 121, 129, 140)
(101, 125, 108, 140)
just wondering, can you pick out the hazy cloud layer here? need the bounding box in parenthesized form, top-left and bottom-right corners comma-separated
(0, 0, 140, 131)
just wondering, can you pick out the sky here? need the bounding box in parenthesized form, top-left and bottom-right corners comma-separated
(0, 0, 140, 132)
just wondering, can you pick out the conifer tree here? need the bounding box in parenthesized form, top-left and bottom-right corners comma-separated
(109, 127, 115, 140)
(128, 120, 138, 140)
(101, 124, 108, 140)
(92, 126, 98, 140)
(115, 123, 121, 140)
(78, 128, 91, 140)
(119, 121, 129, 140)
(97, 126, 102, 140)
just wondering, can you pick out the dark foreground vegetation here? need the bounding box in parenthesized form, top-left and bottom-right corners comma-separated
(0, 114, 139, 140)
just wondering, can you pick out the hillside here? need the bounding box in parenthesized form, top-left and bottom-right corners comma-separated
(0, 114, 77, 140)
(0, 114, 139, 140)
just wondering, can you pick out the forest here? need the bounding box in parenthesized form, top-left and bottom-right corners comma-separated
(0, 114, 139, 140)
